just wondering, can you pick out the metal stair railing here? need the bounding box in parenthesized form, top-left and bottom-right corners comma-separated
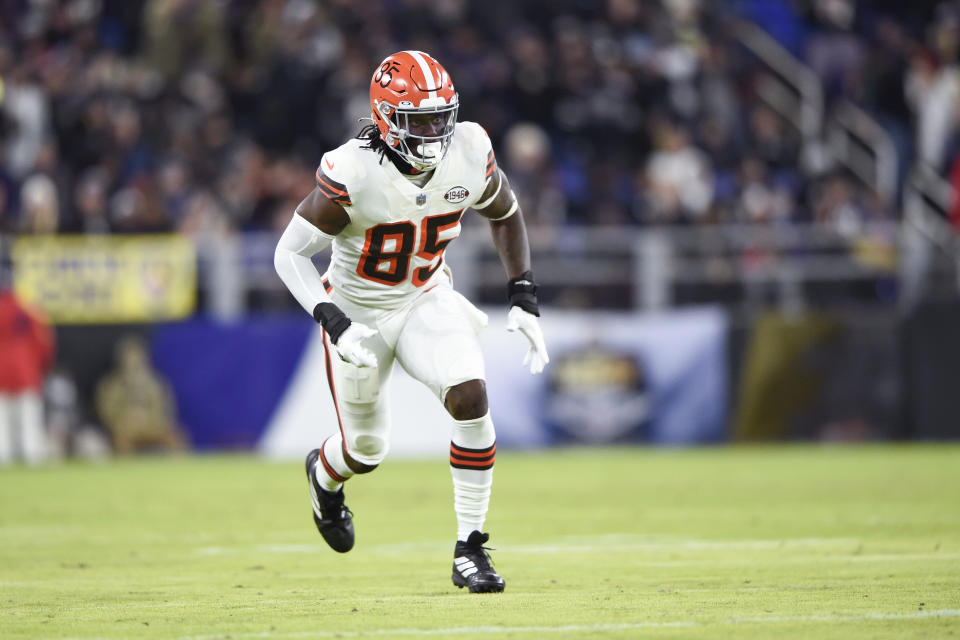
(826, 100, 899, 205)
(734, 19, 823, 141)
(901, 164, 960, 308)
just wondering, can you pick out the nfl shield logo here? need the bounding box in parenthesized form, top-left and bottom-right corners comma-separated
(416, 193, 426, 206)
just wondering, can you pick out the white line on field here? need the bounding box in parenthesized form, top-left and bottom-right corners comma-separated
(497, 540, 858, 554)
(194, 537, 866, 557)
(6, 587, 772, 613)
(728, 609, 960, 624)
(41, 608, 960, 640)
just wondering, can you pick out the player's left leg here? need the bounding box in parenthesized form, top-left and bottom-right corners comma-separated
(306, 321, 396, 553)
(444, 380, 504, 593)
(395, 287, 505, 593)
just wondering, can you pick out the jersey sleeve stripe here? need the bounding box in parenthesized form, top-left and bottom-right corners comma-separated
(315, 169, 349, 195)
(321, 277, 332, 293)
(318, 189, 352, 206)
(485, 150, 498, 178)
(315, 170, 353, 206)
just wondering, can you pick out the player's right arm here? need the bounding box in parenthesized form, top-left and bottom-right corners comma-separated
(273, 187, 378, 368)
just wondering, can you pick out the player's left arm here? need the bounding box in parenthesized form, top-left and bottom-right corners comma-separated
(475, 168, 549, 374)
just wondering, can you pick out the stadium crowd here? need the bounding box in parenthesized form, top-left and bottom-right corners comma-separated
(0, 0, 956, 239)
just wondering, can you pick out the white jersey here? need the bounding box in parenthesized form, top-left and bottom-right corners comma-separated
(315, 121, 497, 310)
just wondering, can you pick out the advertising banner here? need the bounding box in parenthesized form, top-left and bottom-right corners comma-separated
(254, 307, 728, 458)
(12, 235, 196, 323)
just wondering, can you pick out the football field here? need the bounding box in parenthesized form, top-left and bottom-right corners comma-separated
(2, 445, 959, 639)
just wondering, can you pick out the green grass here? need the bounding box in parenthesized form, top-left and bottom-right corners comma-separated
(2, 445, 959, 639)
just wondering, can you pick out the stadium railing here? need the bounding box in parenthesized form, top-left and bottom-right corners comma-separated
(218, 223, 901, 318)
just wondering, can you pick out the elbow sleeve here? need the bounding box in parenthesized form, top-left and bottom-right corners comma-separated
(274, 213, 337, 316)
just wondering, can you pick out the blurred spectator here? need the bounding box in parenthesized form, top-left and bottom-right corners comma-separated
(502, 122, 567, 228)
(735, 157, 793, 225)
(0, 252, 55, 464)
(804, 0, 864, 97)
(642, 116, 714, 223)
(43, 365, 84, 459)
(905, 46, 960, 171)
(95, 334, 187, 455)
(142, 0, 230, 81)
(747, 105, 800, 172)
(811, 172, 869, 238)
(71, 167, 111, 233)
(0, 0, 954, 236)
(0, 51, 51, 179)
(20, 173, 60, 233)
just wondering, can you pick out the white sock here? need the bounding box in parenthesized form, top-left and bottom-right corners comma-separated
(449, 412, 496, 541)
(314, 434, 354, 492)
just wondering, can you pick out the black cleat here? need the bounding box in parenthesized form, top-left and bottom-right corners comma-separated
(452, 531, 505, 593)
(305, 448, 354, 553)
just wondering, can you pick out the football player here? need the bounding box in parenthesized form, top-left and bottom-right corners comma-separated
(274, 50, 548, 593)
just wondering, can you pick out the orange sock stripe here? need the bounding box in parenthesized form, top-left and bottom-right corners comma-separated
(450, 443, 496, 458)
(450, 456, 495, 470)
(319, 439, 348, 483)
(450, 441, 495, 469)
(450, 453, 495, 464)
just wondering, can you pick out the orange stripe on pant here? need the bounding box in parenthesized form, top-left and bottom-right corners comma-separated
(319, 437, 348, 483)
(322, 332, 349, 458)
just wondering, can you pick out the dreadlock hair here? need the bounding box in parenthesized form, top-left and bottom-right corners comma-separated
(356, 120, 422, 175)
(357, 122, 390, 162)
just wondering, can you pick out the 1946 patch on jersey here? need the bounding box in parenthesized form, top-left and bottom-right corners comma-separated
(444, 186, 469, 203)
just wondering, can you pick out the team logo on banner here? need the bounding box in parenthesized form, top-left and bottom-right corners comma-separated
(544, 347, 651, 443)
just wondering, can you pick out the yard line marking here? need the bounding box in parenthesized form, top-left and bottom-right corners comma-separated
(178, 609, 960, 638)
(193, 538, 958, 564)
(370, 536, 864, 555)
(195, 544, 322, 556)
(728, 609, 960, 624)
(47, 609, 960, 640)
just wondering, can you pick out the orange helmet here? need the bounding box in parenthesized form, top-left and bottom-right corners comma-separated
(370, 51, 458, 171)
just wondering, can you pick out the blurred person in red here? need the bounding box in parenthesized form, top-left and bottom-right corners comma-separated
(0, 248, 55, 463)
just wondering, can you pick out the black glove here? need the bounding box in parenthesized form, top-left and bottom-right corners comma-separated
(507, 270, 540, 317)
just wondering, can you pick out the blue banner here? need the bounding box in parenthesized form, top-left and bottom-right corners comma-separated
(151, 316, 310, 450)
(150, 307, 728, 455)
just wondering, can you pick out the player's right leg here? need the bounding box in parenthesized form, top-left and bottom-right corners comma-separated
(306, 319, 395, 552)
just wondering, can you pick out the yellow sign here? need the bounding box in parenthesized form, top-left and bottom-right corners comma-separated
(11, 235, 196, 323)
